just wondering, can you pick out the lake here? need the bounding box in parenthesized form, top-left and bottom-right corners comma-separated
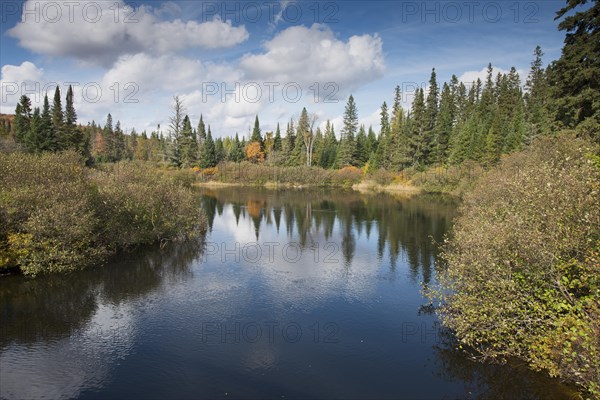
(0, 187, 573, 399)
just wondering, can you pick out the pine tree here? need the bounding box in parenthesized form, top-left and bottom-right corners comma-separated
(13, 95, 32, 143)
(336, 95, 358, 167)
(366, 126, 377, 157)
(214, 135, 225, 164)
(180, 115, 197, 167)
(51, 86, 64, 148)
(113, 121, 125, 161)
(24, 107, 42, 153)
(524, 46, 551, 141)
(355, 124, 368, 166)
(283, 120, 296, 160)
(273, 123, 282, 151)
(41, 94, 55, 151)
(200, 128, 216, 168)
(547, 0, 599, 135)
(100, 113, 114, 162)
(319, 120, 337, 168)
(409, 88, 427, 166)
(229, 133, 244, 162)
(250, 115, 263, 149)
(432, 82, 455, 164)
(423, 68, 439, 164)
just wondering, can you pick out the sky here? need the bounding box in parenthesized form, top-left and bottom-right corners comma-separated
(0, 0, 569, 137)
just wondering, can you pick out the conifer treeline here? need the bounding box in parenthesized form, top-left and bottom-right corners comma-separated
(11, 86, 88, 156)
(7, 43, 595, 170)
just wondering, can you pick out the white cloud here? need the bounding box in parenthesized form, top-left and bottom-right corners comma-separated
(1, 61, 44, 83)
(0, 61, 45, 113)
(240, 24, 385, 97)
(8, 0, 249, 66)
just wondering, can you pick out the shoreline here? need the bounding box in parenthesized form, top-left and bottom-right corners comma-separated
(192, 180, 424, 195)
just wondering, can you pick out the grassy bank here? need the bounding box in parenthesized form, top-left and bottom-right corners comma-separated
(430, 134, 600, 396)
(0, 151, 206, 276)
(192, 161, 479, 196)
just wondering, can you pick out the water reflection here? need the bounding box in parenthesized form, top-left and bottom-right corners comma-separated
(0, 188, 574, 399)
(200, 187, 457, 285)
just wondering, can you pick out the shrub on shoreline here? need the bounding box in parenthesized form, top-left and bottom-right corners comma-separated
(0, 152, 206, 276)
(431, 134, 600, 395)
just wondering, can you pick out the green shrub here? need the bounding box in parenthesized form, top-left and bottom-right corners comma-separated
(0, 152, 102, 275)
(0, 152, 206, 276)
(431, 134, 600, 396)
(91, 162, 205, 248)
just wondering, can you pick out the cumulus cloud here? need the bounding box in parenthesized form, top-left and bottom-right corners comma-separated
(0, 61, 46, 113)
(1, 61, 44, 83)
(240, 24, 385, 98)
(8, 0, 249, 66)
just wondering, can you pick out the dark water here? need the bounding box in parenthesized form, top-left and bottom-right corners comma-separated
(0, 188, 573, 399)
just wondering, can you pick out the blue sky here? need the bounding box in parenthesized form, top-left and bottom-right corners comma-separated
(0, 0, 568, 137)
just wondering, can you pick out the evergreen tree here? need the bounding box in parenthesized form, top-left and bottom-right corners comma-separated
(355, 124, 368, 166)
(282, 120, 296, 160)
(51, 86, 64, 146)
(432, 82, 455, 164)
(547, 0, 599, 135)
(112, 121, 125, 161)
(40, 94, 56, 152)
(366, 126, 377, 157)
(250, 115, 263, 149)
(380, 101, 390, 138)
(180, 115, 197, 167)
(524, 46, 551, 140)
(101, 113, 114, 162)
(409, 88, 428, 166)
(167, 96, 184, 166)
(229, 133, 244, 162)
(215, 135, 225, 164)
(336, 95, 358, 167)
(273, 123, 282, 151)
(200, 128, 216, 168)
(423, 68, 439, 164)
(319, 120, 337, 168)
(13, 95, 32, 143)
(24, 107, 42, 153)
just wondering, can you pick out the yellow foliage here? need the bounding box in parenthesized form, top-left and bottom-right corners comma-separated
(245, 142, 265, 164)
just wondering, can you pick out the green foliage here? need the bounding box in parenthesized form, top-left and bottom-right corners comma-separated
(431, 134, 600, 395)
(200, 130, 217, 168)
(0, 152, 206, 276)
(547, 0, 600, 133)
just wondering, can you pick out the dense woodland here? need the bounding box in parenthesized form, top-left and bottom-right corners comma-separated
(1, 12, 597, 174)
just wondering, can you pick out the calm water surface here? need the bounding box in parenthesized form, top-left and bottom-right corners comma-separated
(0, 188, 573, 399)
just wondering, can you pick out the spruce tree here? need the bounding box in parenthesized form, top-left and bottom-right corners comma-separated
(250, 115, 263, 149)
(524, 46, 551, 140)
(409, 88, 427, 166)
(355, 124, 368, 166)
(200, 129, 216, 168)
(24, 107, 42, 153)
(13, 95, 32, 144)
(547, 0, 599, 134)
(273, 123, 282, 151)
(432, 82, 455, 164)
(180, 115, 197, 167)
(51, 86, 64, 147)
(336, 95, 358, 167)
